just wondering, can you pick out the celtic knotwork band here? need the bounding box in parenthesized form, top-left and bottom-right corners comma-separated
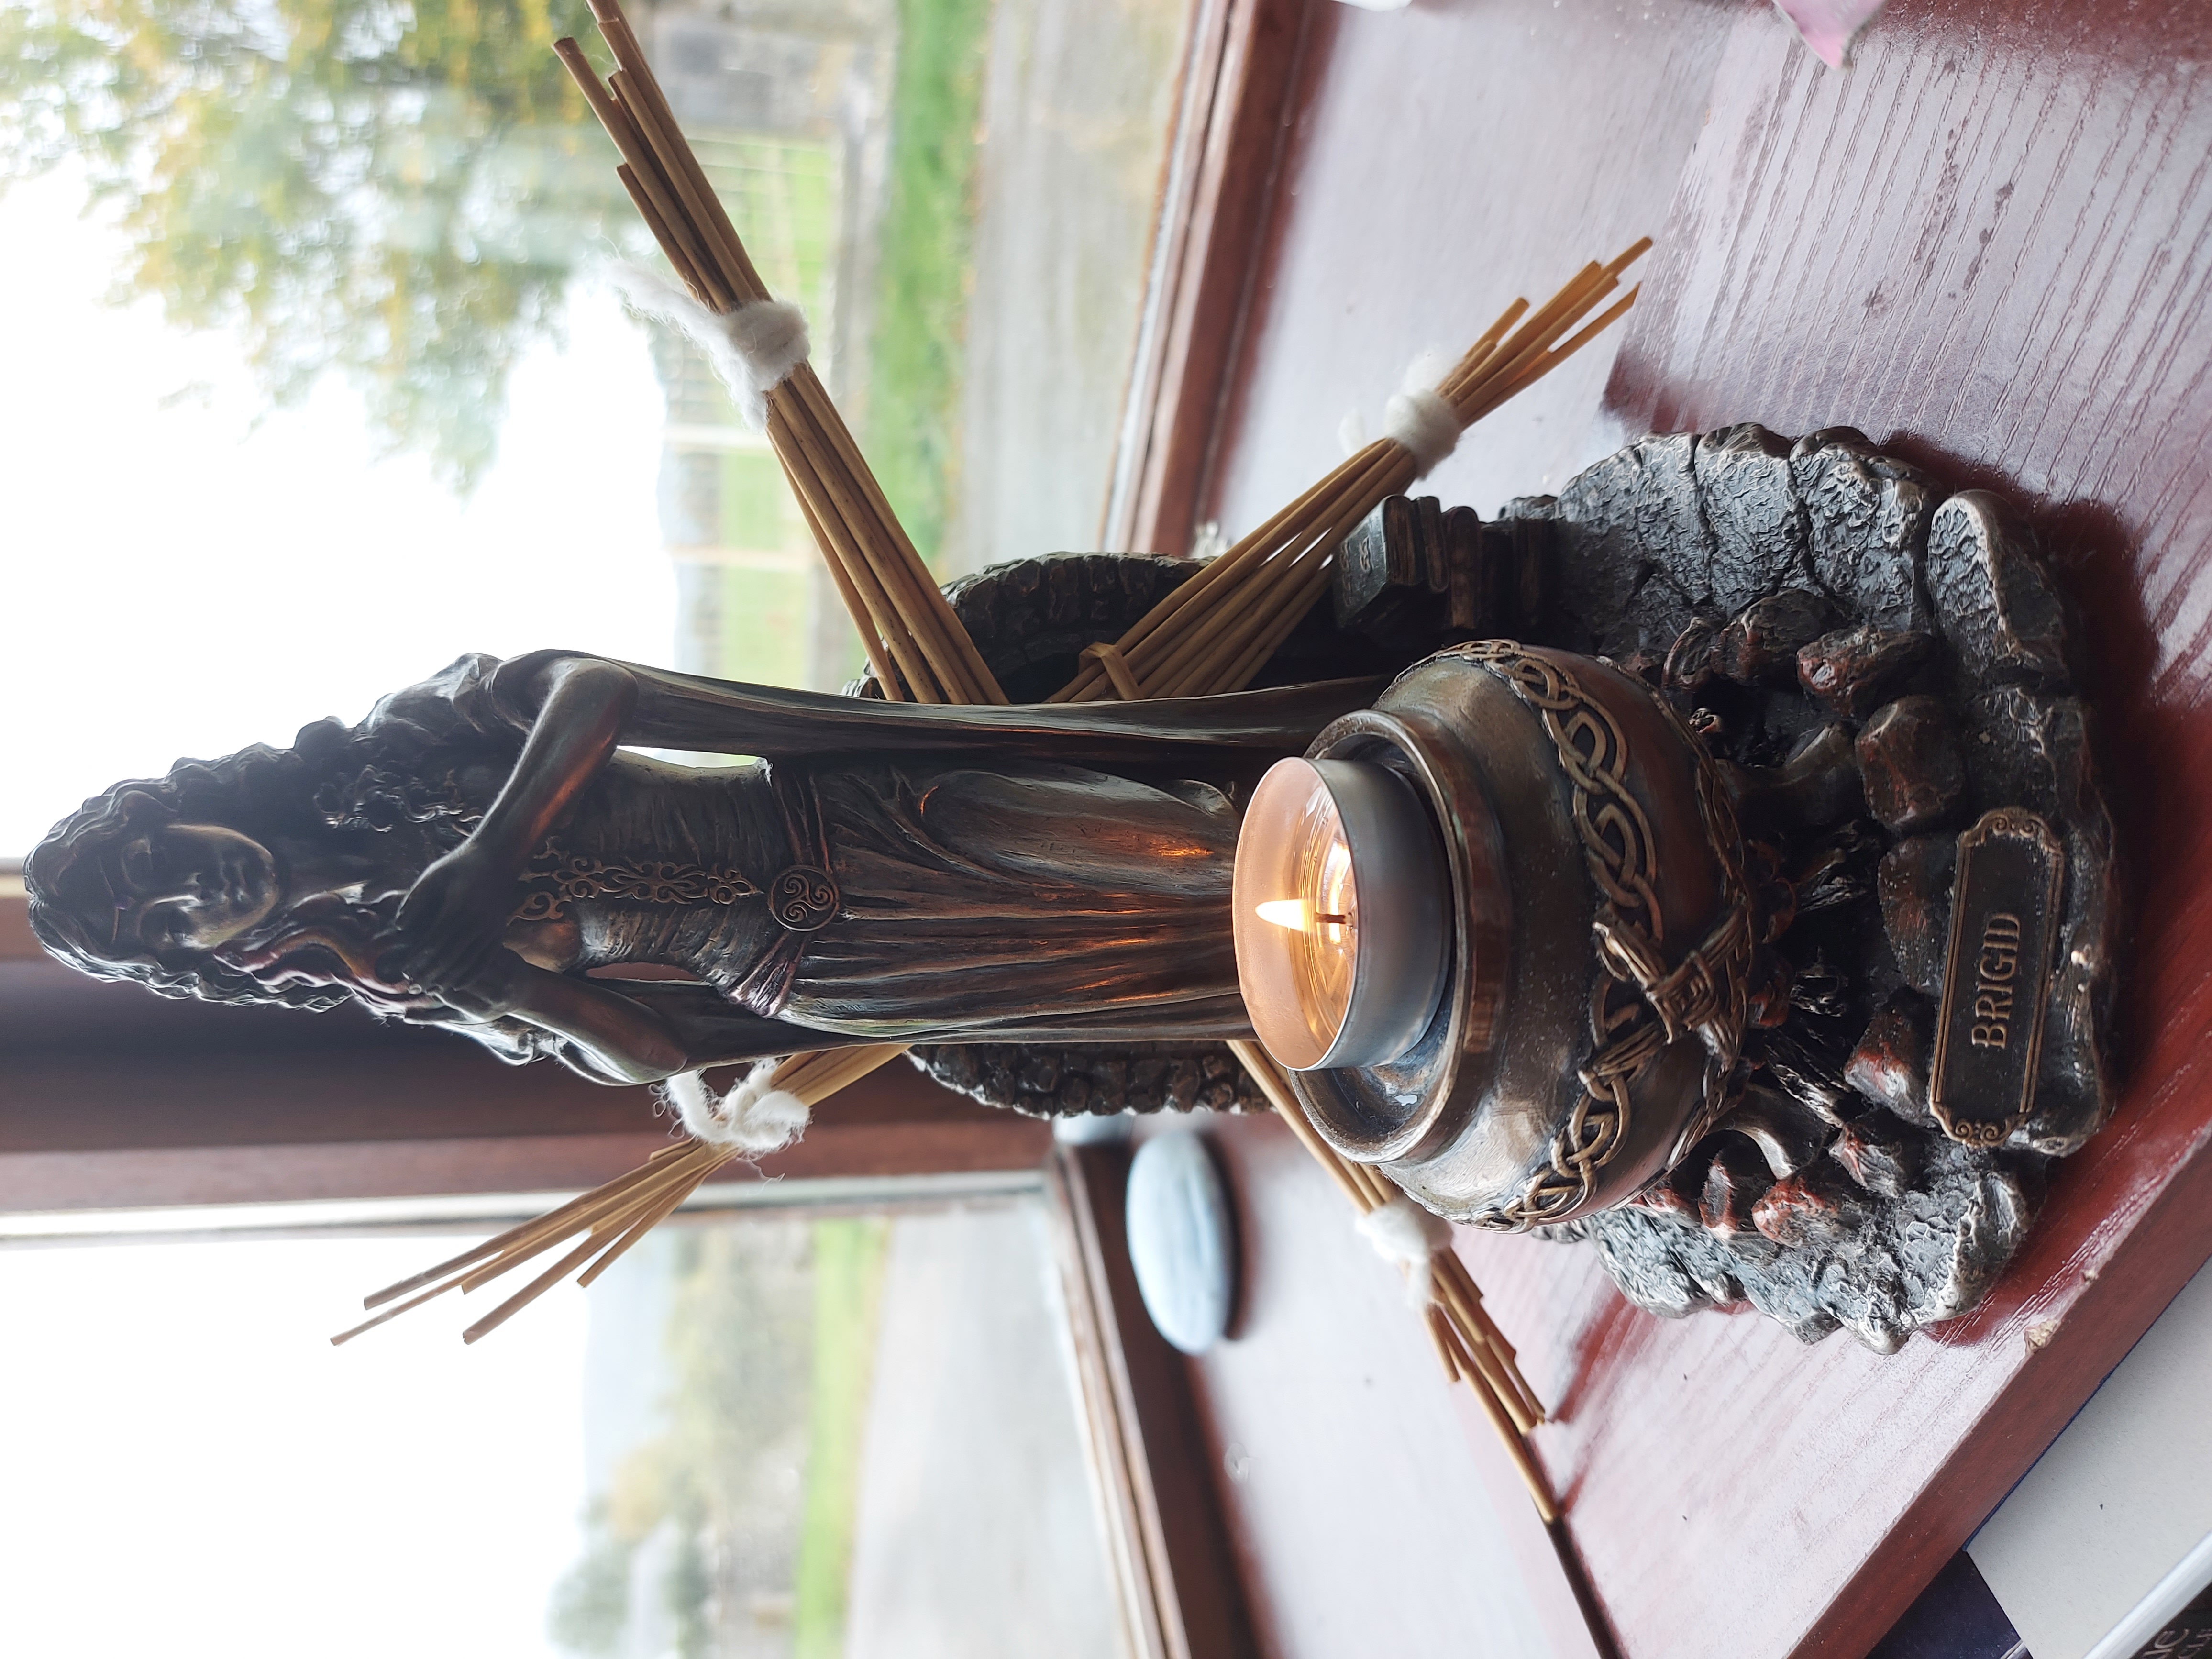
(1449, 642, 1754, 1230)
(513, 841, 761, 922)
(512, 840, 841, 934)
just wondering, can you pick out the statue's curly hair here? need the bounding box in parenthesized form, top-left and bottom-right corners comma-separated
(24, 716, 482, 1016)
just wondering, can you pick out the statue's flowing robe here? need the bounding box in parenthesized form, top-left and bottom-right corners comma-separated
(367, 651, 1376, 1064)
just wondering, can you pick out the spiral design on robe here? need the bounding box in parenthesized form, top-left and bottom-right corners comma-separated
(769, 865, 840, 932)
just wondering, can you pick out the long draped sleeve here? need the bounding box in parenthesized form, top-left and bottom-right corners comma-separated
(356, 650, 1377, 1058)
(355, 652, 521, 754)
(478, 650, 1379, 779)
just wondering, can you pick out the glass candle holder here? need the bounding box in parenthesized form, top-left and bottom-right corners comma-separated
(1232, 757, 1451, 1070)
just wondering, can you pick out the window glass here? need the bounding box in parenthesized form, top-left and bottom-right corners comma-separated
(0, 0, 1191, 855)
(0, 1196, 1121, 1658)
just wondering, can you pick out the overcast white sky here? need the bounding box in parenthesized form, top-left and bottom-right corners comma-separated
(0, 1233, 592, 1659)
(0, 162, 679, 1653)
(0, 163, 678, 858)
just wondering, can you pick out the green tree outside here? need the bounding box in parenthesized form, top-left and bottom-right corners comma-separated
(865, 0, 993, 569)
(2, 0, 994, 561)
(0, 0, 633, 488)
(546, 1218, 889, 1658)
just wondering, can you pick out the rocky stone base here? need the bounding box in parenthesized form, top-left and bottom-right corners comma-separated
(1505, 424, 2119, 1349)
(1546, 1130, 2045, 1352)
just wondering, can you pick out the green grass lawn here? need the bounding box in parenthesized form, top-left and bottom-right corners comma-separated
(688, 138, 839, 689)
(697, 134, 841, 321)
(791, 1217, 892, 1659)
(864, 0, 996, 571)
(718, 449, 809, 685)
(678, 5, 992, 678)
(544, 1219, 892, 1658)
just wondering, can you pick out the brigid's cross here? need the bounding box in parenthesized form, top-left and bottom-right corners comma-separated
(356, 0, 1645, 1516)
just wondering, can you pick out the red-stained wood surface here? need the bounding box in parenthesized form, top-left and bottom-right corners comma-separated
(1156, 1109, 1607, 1659)
(0, 957, 1044, 1210)
(1051, 1143, 1263, 1659)
(0, 1111, 1051, 1212)
(1110, 0, 1316, 562)
(1205, 0, 1739, 542)
(1193, 0, 2212, 1654)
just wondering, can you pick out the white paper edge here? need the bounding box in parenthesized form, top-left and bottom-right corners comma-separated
(2082, 1527, 2212, 1659)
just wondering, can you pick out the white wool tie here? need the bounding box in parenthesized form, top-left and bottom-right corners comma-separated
(662, 1062, 809, 1156)
(1355, 1195, 1456, 1308)
(608, 264, 811, 431)
(1381, 346, 1463, 477)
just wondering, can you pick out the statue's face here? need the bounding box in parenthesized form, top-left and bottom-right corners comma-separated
(113, 822, 283, 954)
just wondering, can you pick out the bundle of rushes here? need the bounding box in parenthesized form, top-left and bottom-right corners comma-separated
(349, 0, 1647, 1520)
(334, 1045, 898, 1346)
(551, 1, 1001, 710)
(1231, 1042, 1556, 1519)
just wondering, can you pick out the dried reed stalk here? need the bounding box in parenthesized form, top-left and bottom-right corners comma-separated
(1049, 242, 1647, 707)
(359, 16, 1630, 1515)
(1228, 1040, 1558, 1522)
(554, 1, 1004, 708)
(332, 1043, 905, 1346)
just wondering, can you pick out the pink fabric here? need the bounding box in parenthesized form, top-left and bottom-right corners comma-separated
(1771, 0, 1888, 67)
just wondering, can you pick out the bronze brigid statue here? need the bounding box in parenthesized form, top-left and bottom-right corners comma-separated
(27, 650, 1369, 1085)
(25, 420, 2128, 1354)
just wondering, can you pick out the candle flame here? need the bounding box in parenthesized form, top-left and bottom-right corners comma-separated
(1254, 899, 1349, 933)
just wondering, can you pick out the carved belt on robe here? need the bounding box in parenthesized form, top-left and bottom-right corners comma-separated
(511, 765, 838, 1019)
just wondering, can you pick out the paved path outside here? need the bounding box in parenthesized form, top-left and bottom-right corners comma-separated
(845, 1204, 1121, 1659)
(944, 0, 1187, 576)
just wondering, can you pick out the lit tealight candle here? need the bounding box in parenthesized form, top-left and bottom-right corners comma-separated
(1253, 898, 1351, 932)
(1232, 757, 1451, 1071)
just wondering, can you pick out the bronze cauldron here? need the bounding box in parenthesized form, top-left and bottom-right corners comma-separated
(1288, 643, 1756, 1228)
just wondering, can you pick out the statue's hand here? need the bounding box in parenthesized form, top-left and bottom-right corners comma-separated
(409, 935, 526, 1023)
(397, 844, 514, 993)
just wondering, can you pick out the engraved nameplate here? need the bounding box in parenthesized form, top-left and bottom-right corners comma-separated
(1930, 808, 2065, 1146)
